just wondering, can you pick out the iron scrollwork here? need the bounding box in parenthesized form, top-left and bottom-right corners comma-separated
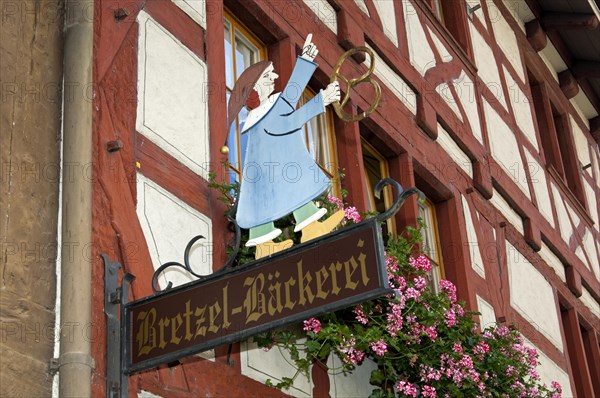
(151, 179, 419, 294)
(151, 203, 241, 294)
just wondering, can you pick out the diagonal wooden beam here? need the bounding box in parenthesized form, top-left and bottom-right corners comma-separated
(542, 12, 599, 30)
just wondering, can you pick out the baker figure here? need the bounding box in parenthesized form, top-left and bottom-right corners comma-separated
(226, 34, 345, 258)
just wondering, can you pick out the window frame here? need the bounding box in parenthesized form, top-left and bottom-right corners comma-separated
(413, 0, 475, 74)
(224, 10, 268, 182)
(361, 138, 396, 236)
(528, 73, 587, 209)
(418, 196, 445, 293)
(299, 89, 341, 198)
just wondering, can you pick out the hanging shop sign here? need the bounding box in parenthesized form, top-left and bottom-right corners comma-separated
(102, 38, 416, 398)
(127, 218, 387, 373)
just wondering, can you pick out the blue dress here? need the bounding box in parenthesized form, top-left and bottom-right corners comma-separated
(235, 57, 329, 229)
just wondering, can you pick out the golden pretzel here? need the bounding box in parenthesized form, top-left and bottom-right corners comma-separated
(330, 47, 381, 122)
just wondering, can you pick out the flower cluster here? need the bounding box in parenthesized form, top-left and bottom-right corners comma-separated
(199, 186, 566, 397)
(257, 228, 563, 397)
(303, 318, 321, 334)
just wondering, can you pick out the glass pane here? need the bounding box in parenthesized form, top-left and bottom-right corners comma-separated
(308, 114, 333, 174)
(235, 34, 257, 80)
(224, 22, 234, 89)
(229, 168, 240, 186)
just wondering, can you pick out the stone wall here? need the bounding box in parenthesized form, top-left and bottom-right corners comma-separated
(0, 1, 63, 396)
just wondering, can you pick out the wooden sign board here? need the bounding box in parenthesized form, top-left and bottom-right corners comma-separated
(124, 219, 389, 374)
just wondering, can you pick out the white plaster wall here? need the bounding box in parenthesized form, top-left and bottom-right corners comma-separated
(364, 44, 417, 114)
(462, 195, 486, 278)
(241, 338, 313, 397)
(488, 7, 525, 83)
(569, 116, 592, 177)
(172, 0, 206, 28)
(354, 0, 369, 16)
(504, 66, 538, 151)
(136, 12, 210, 179)
(437, 124, 473, 178)
(139, 390, 163, 398)
(466, 0, 485, 26)
(469, 22, 507, 109)
(539, 42, 567, 83)
(328, 355, 377, 397)
(476, 295, 496, 330)
(550, 184, 573, 244)
(522, 338, 573, 398)
(489, 188, 524, 234)
(483, 99, 531, 199)
(428, 27, 453, 63)
(136, 173, 213, 289)
(579, 227, 599, 279)
(523, 149, 554, 226)
(436, 83, 463, 122)
(506, 242, 563, 351)
(454, 71, 484, 143)
(303, 0, 337, 33)
(584, 181, 599, 225)
(372, 0, 398, 46)
(499, 0, 535, 32)
(538, 243, 566, 283)
(404, 1, 436, 76)
(581, 287, 600, 319)
(571, 89, 598, 123)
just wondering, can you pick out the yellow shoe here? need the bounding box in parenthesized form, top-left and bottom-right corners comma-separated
(300, 210, 345, 243)
(255, 239, 294, 260)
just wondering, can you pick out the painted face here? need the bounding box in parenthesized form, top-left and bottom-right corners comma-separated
(254, 64, 279, 102)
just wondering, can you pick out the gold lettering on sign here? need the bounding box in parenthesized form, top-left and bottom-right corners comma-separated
(222, 284, 231, 330)
(194, 305, 207, 337)
(184, 300, 194, 341)
(243, 274, 266, 323)
(208, 301, 221, 334)
(329, 261, 343, 295)
(136, 308, 157, 356)
(315, 265, 330, 300)
(131, 233, 378, 362)
(284, 276, 296, 310)
(170, 314, 183, 345)
(158, 317, 169, 349)
(297, 260, 315, 305)
(267, 272, 283, 316)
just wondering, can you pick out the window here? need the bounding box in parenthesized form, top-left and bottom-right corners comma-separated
(560, 305, 597, 397)
(224, 12, 267, 183)
(529, 73, 586, 206)
(224, 13, 339, 194)
(418, 197, 444, 292)
(361, 139, 395, 237)
(421, 0, 471, 54)
(300, 89, 340, 196)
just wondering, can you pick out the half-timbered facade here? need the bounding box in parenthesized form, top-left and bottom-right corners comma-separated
(88, 0, 600, 397)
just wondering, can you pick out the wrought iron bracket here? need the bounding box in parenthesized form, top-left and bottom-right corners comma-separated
(103, 253, 135, 398)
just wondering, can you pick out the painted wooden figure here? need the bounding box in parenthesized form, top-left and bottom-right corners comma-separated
(227, 34, 344, 258)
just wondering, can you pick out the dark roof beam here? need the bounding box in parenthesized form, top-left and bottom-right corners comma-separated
(590, 116, 599, 144)
(541, 12, 599, 30)
(558, 70, 580, 99)
(572, 61, 600, 79)
(526, 20, 547, 52)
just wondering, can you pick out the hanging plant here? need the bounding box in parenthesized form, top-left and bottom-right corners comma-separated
(209, 175, 563, 398)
